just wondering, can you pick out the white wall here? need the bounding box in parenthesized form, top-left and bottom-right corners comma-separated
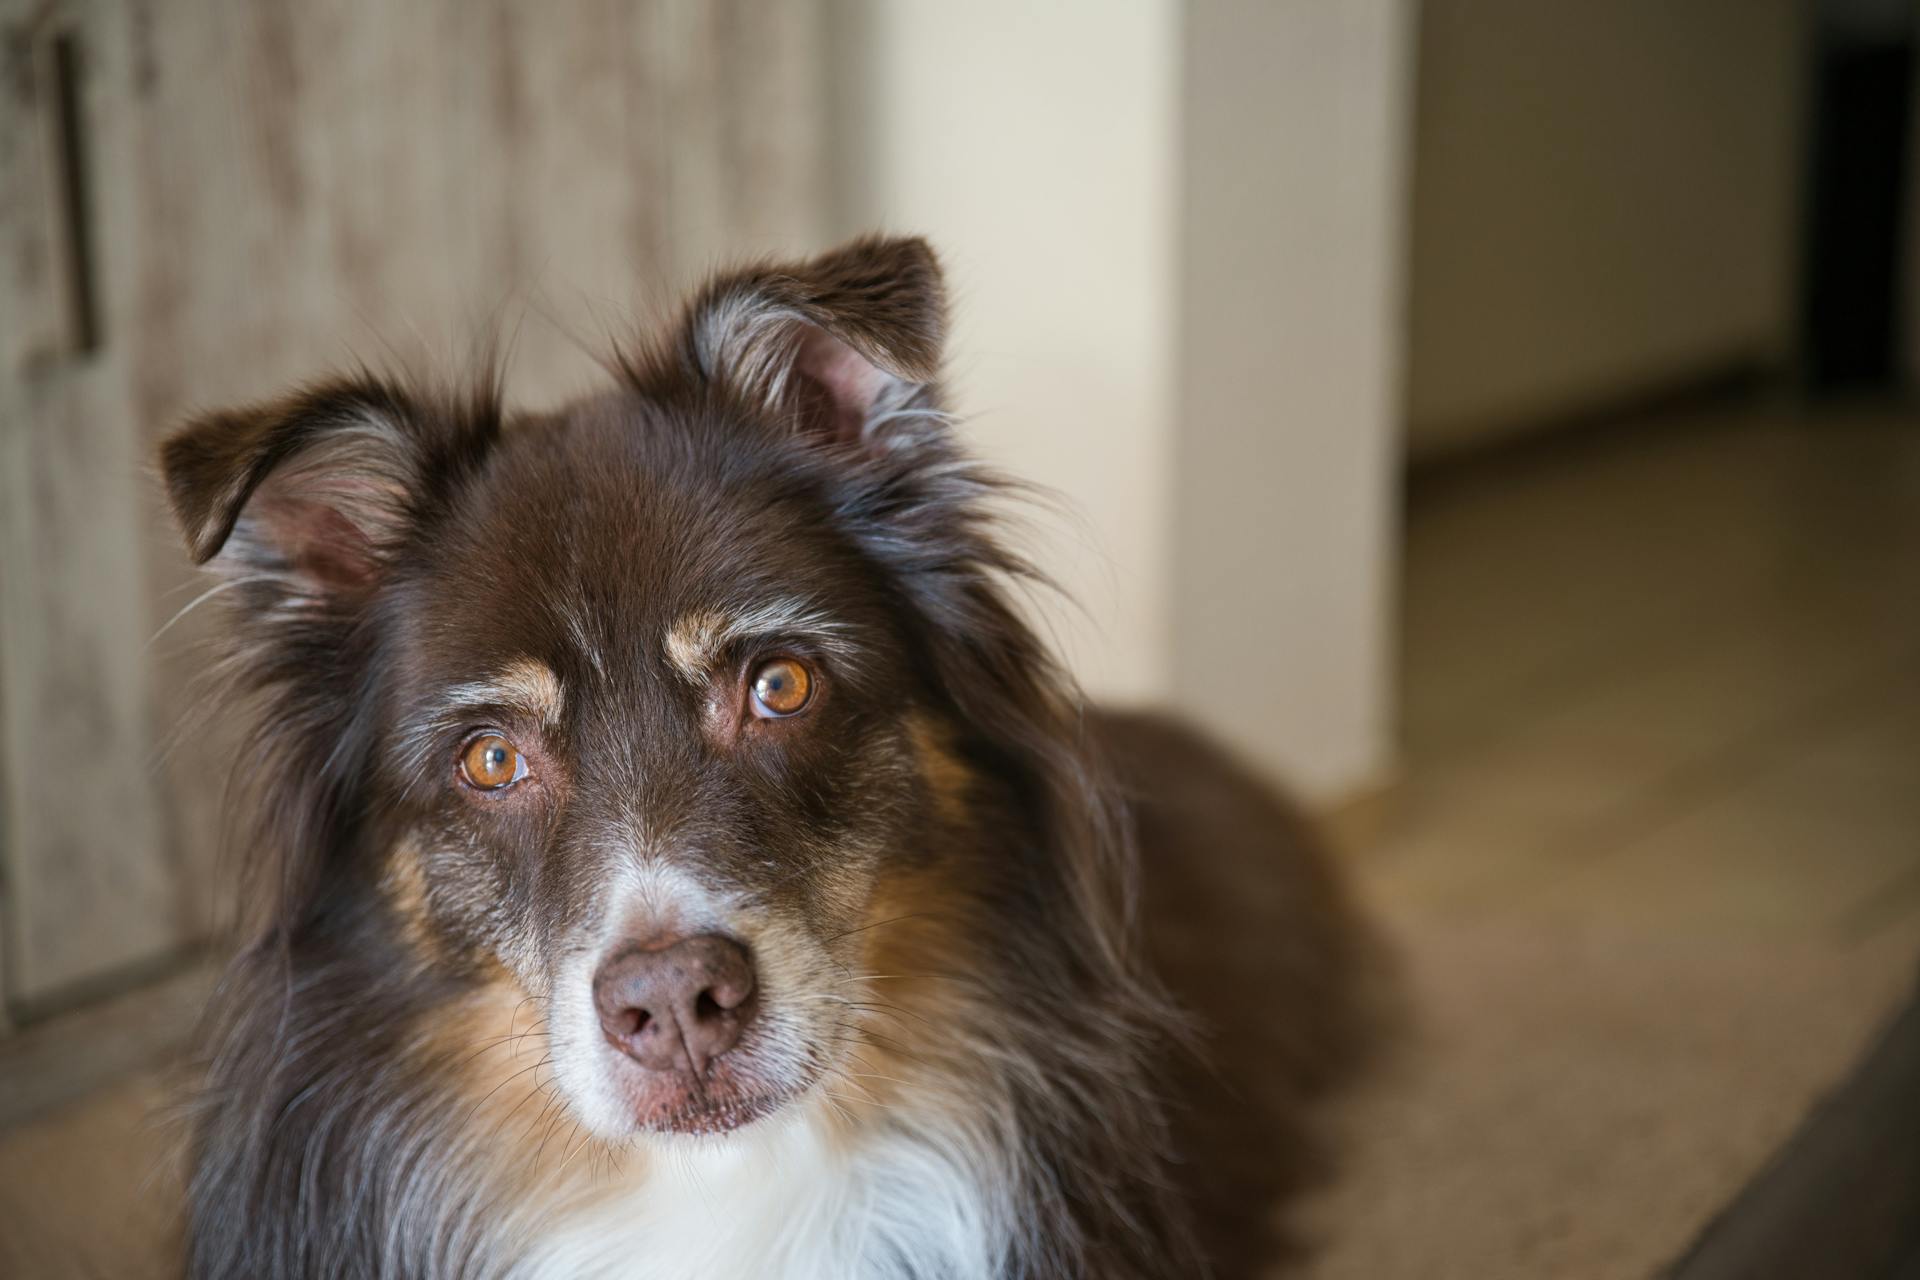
(829, 0, 1179, 704)
(833, 1, 1410, 803)
(1407, 0, 1805, 455)
(1170, 0, 1413, 800)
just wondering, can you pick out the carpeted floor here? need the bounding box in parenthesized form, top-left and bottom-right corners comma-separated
(0, 1073, 185, 1279)
(1297, 402, 1920, 1278)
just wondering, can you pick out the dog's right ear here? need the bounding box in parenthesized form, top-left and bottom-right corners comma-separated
(160, 379, 446, 606)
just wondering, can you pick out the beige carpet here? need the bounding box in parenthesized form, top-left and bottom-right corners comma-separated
(0, 1073, 184, 1279)
(1295, 904, 1919, 1279)
(1295, 404, 1920, 1277)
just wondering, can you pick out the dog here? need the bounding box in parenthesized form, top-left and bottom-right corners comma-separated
(159, 235, 1379, 1279)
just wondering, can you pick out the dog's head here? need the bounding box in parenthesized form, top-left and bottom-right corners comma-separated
(162, 237, 1121, 1142)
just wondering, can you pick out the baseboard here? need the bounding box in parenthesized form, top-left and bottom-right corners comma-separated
(1406, 353, 1785, 500)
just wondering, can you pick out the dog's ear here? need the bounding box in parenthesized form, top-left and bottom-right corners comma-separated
(159, 379, 435, 603)
(681, 234, 947, 448)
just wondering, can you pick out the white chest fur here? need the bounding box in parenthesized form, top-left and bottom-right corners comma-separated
(518, 1102, 1009, 1280)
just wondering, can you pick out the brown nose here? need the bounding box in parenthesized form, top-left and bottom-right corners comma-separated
(593, 934, 757, 1076)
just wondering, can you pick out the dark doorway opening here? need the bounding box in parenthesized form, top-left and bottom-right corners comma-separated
(1801, 1, 1917, 395)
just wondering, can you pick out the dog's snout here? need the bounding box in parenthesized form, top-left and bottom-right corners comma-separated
(593, 934, 757, 1076)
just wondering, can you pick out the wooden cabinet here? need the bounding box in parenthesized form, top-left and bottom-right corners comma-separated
(0, 0, 828, 1020)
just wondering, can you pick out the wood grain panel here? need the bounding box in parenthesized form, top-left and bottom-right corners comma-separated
(0, 0, 829, 1011)
(1, 0, 181, 1007)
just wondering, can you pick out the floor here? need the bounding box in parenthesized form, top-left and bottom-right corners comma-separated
(1300, 400, 1920, 1278)
(3, 402, 1919, 1277)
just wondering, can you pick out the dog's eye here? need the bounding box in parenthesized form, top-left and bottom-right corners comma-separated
(749, 658, 813, 717)
(459, 732, 526, 789)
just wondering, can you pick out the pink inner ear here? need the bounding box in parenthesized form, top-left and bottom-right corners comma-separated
(255, 495, 381, 594)
(793, 325, 889, 446)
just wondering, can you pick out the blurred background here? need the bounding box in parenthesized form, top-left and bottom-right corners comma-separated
(2, 1, 1918, 1276)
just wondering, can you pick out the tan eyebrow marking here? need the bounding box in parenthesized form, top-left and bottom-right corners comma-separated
(664, 601, 858, 684)
(665, 609, 730, 683)
(444, 657, 565, 726)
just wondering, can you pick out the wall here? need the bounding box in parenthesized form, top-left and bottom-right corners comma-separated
(828, 0, 1179, 704)
(1171, 0, 1413, 800)
(834, 0, 1411, 802)
(1407, 0, 1805, 456)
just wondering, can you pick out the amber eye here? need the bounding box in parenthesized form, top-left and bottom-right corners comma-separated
(749, 658, 813, 717)
(459, 732, 526, 790)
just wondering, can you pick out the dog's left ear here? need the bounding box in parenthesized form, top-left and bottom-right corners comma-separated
(681, 234, 947, 448)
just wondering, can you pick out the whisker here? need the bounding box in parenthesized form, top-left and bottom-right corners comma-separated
(470, 1056, 554, 1134)
(837, 1068, 915, 1089)
(822, 1088, 896, 1115)
(553, 1121, 597, 1178)
(821, 912, 938, 945)
(146, 575, 273, 650)
(835, 969, 985, 991)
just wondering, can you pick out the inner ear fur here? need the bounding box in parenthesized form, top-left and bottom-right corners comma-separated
(681, 234, 949, 447)
(159, 379, 439, 599)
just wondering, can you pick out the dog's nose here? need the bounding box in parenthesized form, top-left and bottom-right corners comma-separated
(593, 934, 757, 1076)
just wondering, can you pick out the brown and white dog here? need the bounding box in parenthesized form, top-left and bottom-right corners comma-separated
(160, 235, 1379, 1279)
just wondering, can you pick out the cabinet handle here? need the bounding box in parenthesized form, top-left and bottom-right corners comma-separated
(46, 27, 100, 357)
